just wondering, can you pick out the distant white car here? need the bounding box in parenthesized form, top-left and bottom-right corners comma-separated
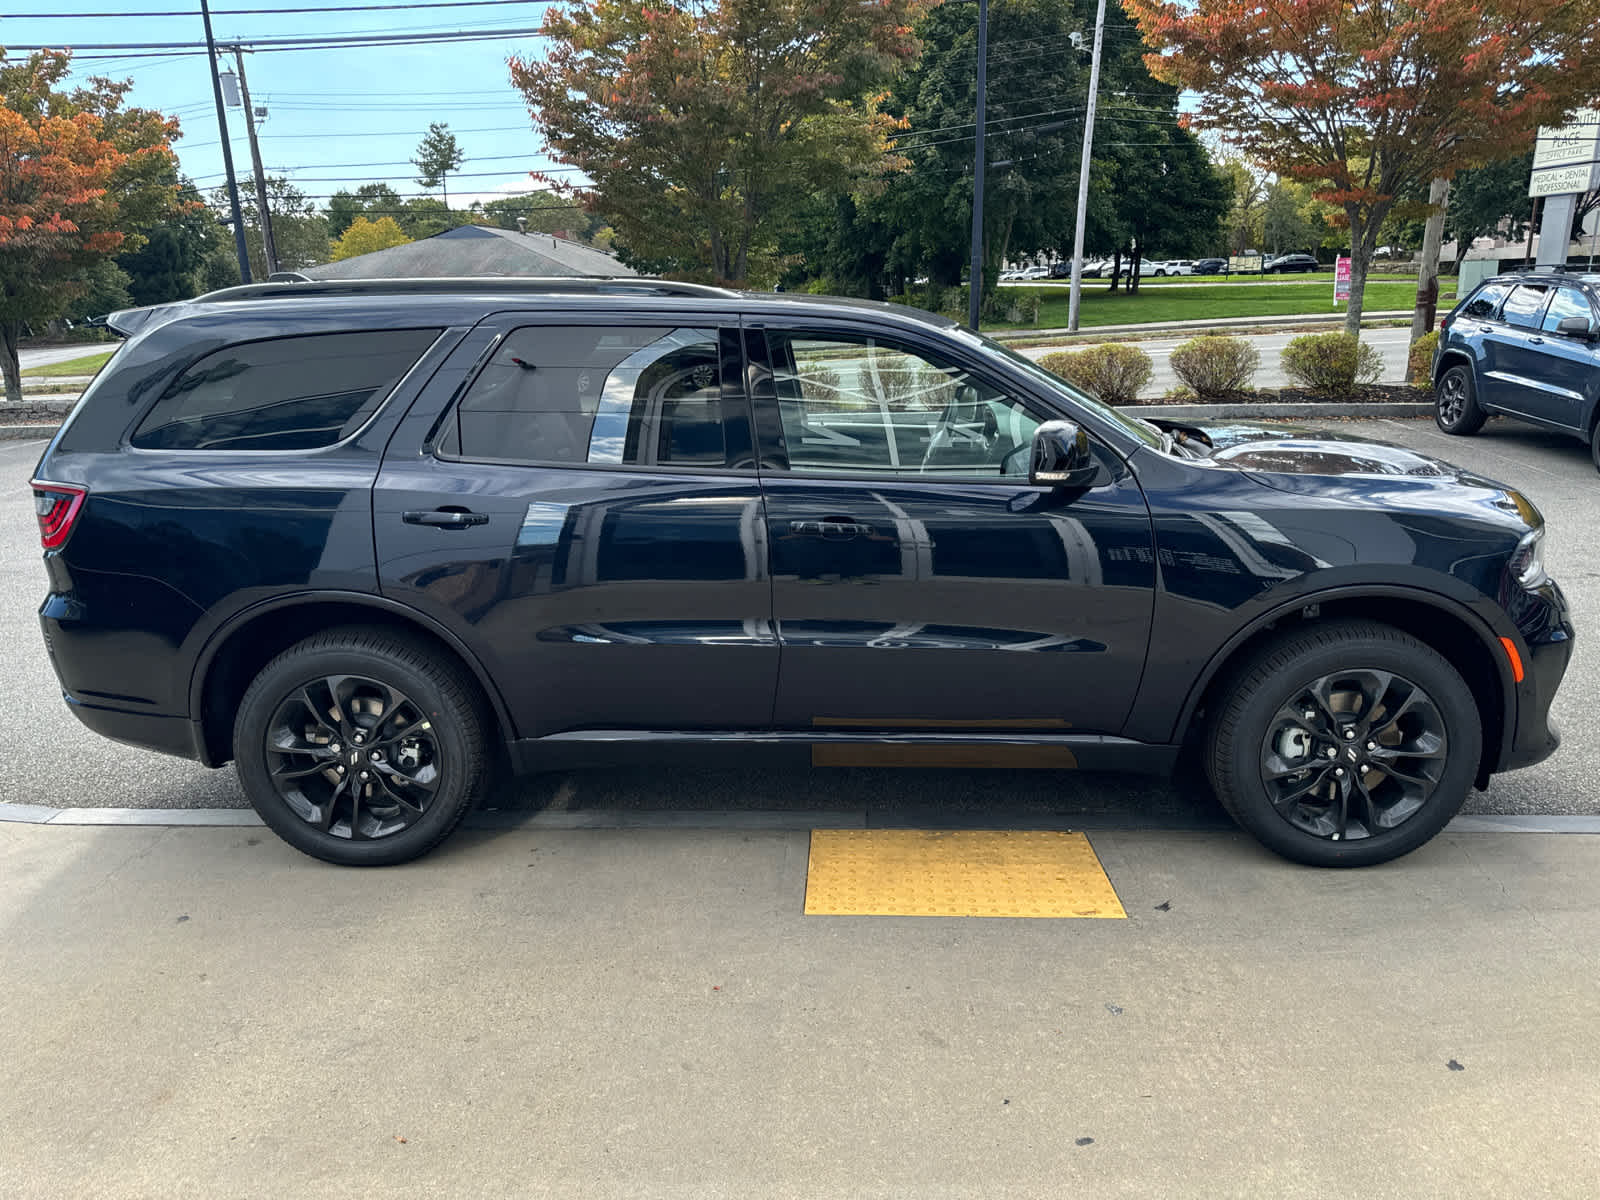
(1020, 265, 1050, 280)
(999, 269, 1024, 281)
(1151, 260, 1194, 276)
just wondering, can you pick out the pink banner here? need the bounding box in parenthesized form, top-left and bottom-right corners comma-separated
(1334, 256, 1352, 303)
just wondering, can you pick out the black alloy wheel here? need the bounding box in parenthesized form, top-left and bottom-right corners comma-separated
(1207, 621, 1480, 867)
(235, 628, 488, 865)
(1435, 363, 1486, 435)
(1590, 420, 1600, 474)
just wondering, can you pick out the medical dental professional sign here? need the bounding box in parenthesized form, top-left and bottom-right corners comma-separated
(1529, 108, 1600, 198)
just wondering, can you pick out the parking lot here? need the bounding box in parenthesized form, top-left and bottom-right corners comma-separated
(4, 418, 1599, 1196)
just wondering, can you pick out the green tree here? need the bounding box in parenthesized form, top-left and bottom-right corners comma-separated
(117, 181, 214, 305)
(1261, 179, 1322, 257)
(326, 183, 403, 239)
(511, 0, 919, 283)
(1444, 152, 1534, 269)
(412, 122, 466, 207)
(476, 191, 586, 235)
(209, 175, 330, 277)
(1218, 158, 1267, 255)
(1102, 107, 1229, 291)
(0, 50, 181, 401)
(330, 215, 413, 261)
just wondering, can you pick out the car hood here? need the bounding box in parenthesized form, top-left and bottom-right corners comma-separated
(1194, 421, 1537, 517)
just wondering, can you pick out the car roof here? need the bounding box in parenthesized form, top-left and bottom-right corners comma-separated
(107, 276, 960, 339)
(1487, 270, 1600, 290)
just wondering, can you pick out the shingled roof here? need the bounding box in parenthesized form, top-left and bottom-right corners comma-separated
(305, 223, 634, 279)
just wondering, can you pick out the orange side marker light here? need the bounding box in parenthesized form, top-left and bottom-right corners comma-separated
(1499, 636, 1525, 684)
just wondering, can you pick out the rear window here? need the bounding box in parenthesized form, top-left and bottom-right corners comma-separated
(131, 329, 440, 452)
(1461, 283, 1510, 320)
(1501, 284, 1551, 330)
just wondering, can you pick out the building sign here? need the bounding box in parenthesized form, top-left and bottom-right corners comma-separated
(1227, 254, 1264, 274)
(1529, 160, 1600, 198)
(1334, 256, 1351, 303)
(1532, 109, 1600, 170)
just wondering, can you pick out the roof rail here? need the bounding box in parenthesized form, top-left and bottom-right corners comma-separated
(192, 276, 738, 303)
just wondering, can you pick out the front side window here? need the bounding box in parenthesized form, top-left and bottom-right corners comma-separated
(132, 329, 440, 451)
(1501, 285, 1551, 330)
(764, 331, 1043, 478)
(449, 325, 728, 467)
(1461, 283, 1510, 320)
(1543, 288, 1598, 334)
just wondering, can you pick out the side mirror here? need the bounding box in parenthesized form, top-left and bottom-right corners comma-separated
(1556, 315, 1597, 340)
(1029, 420, 1099, 489)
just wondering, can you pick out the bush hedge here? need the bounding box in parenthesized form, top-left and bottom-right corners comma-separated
(1407, 331, 1439, 388)
(1038, 343, 1153, 406)
(1168, 335, 1260, 398)
(1280, 332, 1384, 394)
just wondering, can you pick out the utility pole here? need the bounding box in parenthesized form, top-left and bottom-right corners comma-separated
(1066, 0, 1107, 333)
(1410, 176, 1450, 343)
(967, 0, 989, 330)
(200, 0, 251, 282)
(231, 46, 278, 276)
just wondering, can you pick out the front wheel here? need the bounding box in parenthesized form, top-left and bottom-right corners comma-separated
(234, 628, 489, 865)
(1206, 621, 1480, 867)
(1435, 364, 1487, 435)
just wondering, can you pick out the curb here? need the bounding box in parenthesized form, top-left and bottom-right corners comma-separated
(992, 310, 1413, 342)
(2, 801, 1596, 835)
(1129, 402, 1432, 421)
(0, 425, 57, 441)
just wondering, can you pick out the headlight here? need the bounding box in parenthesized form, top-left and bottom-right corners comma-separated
(1509, 527, 1547, 589)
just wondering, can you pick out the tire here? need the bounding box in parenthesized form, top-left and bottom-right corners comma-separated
(1435, 363, 1487, 435)
(1591, 419, 1600, 474)
(1205, 621, 1481, 867)
(234, 627, 490, 866)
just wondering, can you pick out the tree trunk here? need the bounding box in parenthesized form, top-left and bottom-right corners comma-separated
(1128, 236, 1141, 295)
(1107, 249, 1122, 294)
(1411, 177, 1451, 344)
(1, 320, 22, 406)
(1343, 211, 1374, 338)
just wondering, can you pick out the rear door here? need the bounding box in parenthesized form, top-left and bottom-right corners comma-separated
(1480, 282, 1552, 418)
(374, 313, 777, 740)
(1520, 287, 1600, 431)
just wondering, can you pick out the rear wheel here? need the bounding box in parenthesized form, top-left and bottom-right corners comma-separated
(1206, 621, 1480, 867)
(234, 628, 489, 866)
(1590, 420, 1600, 474)
(1435, 363, 1487, 435)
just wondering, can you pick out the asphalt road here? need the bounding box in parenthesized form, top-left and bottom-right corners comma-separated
(1, 415, 1593, 821)
(1018, 326, 1415, 396)
(17, 344, 106, 370)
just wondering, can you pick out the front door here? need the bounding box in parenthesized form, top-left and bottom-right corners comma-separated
(746, 323, 1156, 737)
(375, 315, 777, 739)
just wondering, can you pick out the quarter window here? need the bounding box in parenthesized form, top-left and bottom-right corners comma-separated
(1500, 285, 1551, 330)
(1461, 283, 1510, 320)
(764, 332, 1043, 478)
(449, 326, 729, 467)
(1543, 288, 1597, 334)
(132, 329, 440, 451)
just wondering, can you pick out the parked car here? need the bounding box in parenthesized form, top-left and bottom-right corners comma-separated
(999, 268, 1024, 281)
(1151, 261, 1194, 277)
(1049, 261, 1073, 279)
(1110, 258, 1163, 280)
(1191, 257, 1228, 275)
(33, 278, 1571, 867)
(1079, 258, 1109, 278)
(1020, 265, 1051, 281)
(1433, 270, 1600, 470)
(1264, 253, 1321, 274)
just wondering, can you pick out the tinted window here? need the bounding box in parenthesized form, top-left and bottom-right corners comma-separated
(132, 329, 439, 451)
(1461, 283, 1510, 320)
(451, 326, 727, 467)
(766, 332, 1043, 477)
(1501, 285, 1551, 330)
(1543, 288, 1597, 334)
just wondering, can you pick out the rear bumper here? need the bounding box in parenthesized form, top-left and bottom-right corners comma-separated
(1499, 580, 1573, 773)
(61, 692, 205, 763)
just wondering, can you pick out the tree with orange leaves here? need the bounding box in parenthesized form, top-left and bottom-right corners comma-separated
(1124, 0, 1600, 334)
(0, 49, 182, 402)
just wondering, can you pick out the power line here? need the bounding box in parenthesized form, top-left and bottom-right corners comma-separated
(20, 0, 552, 15)
(5, 27, 545, 50)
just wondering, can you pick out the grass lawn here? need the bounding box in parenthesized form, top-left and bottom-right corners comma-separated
(994, 280, 1446, 330)
(21, 350, 115, 379)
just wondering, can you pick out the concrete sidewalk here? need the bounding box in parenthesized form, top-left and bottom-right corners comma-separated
(3, 821, 1596, 1197)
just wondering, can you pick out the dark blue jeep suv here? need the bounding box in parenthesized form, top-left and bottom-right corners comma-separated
(1433, 269, 1600, 467)
(32, 279, 1572, 867)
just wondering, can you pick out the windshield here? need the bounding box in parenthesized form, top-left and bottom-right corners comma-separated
(947, 326, 1166, 450)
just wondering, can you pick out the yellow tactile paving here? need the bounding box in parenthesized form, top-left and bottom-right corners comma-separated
(803, 829, 1126, 919)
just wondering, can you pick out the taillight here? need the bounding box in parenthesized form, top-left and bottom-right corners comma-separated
(31, 482, 87, 549)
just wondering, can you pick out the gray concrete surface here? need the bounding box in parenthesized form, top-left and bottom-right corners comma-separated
(1017, 326, 1414, 396)
(2, 416, 1593, 822)
(2, 820, 1597, 1197)
(17, 344, 108, 370)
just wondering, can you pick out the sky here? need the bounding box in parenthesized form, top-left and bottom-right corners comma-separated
(2, 2, 565, 211)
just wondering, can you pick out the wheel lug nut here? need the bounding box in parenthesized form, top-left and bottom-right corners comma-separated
(370, 750, 383, 761)
(336, 765, 345, 774)
(359, 770, 369, 780)
(1334, 767, 1345, 777)
(1325, 748, 1337, 758)
(1343, 729, 1355, 740)
(329, 743, 341, 753)
(1366, 741, 1376, 751)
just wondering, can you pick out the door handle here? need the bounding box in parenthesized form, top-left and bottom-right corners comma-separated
(1528, 337, 1545, 345)
(789, 517, 871, 539)
(403, 508, 490, 528)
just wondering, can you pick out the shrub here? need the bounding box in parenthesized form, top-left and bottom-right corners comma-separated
(1280, 332, 1384, 395)
(1168, 335, 1261, 398)
(1038, 343, 1154, 406)
(1407, 331, 1439, 388)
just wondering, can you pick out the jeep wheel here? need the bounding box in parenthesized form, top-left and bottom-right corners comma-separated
(1206, 621, 1480, 867)
(234, 629, 488, 866)
(1590, 420, 1600, 474)
(1435, 364, 1486, 435)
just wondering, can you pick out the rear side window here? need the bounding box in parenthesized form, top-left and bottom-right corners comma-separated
(1500, 285, 1551, 330)
(131, 329, 440, 452)
(1461, 283, 1510, 320)
(446, 325, 729, 467)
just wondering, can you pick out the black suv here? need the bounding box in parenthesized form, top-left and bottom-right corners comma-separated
(32, 279, 1571, 867)
(1433, 270, 1600, 469)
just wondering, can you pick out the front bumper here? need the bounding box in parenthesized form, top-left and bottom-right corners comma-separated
(1498, 579, 1573, 773)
